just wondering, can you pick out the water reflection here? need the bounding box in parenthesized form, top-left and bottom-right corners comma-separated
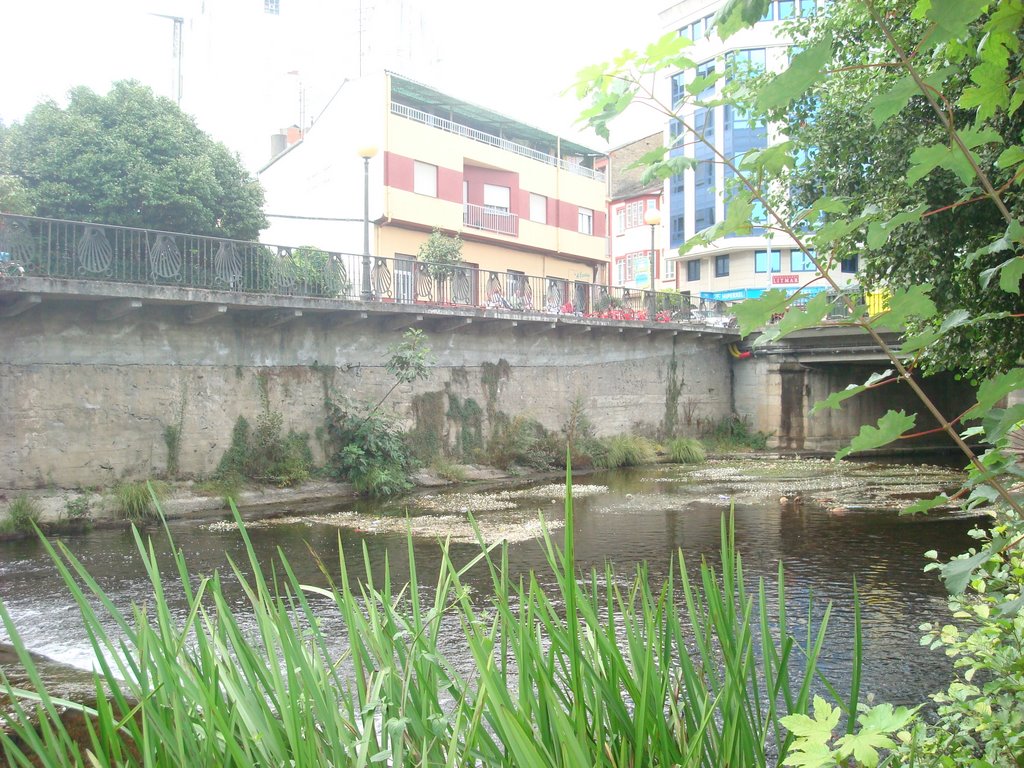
(0, 459, 975, 704)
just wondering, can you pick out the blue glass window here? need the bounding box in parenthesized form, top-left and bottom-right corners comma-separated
(841, 255, 859, 273)
(687, 260, 701, 281)
(791, 249, 817, 272)
(778, 0, 796, 19)
(755, 249, 782, 273)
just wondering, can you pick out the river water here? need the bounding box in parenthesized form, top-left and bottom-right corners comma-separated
(0, 457, 977, 706)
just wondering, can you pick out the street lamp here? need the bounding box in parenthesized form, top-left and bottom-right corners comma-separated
(357, 145, 378, 300)
(644, 206, 661, 318)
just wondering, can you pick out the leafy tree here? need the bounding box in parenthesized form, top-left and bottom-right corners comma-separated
(576, 0, 1024, 763)
(417, 228, 463, 280)
(1, 81, 266, 240)
(777, 0, 1024, 380)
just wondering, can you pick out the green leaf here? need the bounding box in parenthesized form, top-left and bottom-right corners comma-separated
(999, 255, 1024, 294)
(865, 204, 927, 250)
(926, 0, 990, 45)
(982, 403, 1024, 442)
(812, 369, 895, 414)
(738, 142, 796, 175)
(870, 66, 957, 126)
(732, 289, 791, 339)
(896, 328, 941, 354)
(857, 703, 917, 733)
(836, 410, 916, 460)
(907, 142, 976, 185)
(757, 33, 834, 111)
(901, 494, 950, 516)
(781, 695, 841, 739)
(835, 728, 896, 768)
(869, 284, 936, 331)
(714, 0, 773, 39)
(995, 145, 1024, 170)
(965, 219, 1024, 266)
(960, 61, 1010, 123)
(938, 309, 971, 333)
(759, 292, 833, 343)
(965, 368, 1024, 420)
(939, 546, 999, 595)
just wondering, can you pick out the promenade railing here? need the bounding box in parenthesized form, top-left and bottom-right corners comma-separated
(0, 213, 740, 324)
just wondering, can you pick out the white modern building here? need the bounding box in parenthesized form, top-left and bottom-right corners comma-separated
(654, 0, 858, 306)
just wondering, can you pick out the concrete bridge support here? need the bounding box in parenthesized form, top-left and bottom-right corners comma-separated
(734, 353, 977, 453)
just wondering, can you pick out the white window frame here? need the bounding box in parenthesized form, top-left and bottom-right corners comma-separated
(484, 183, 511, 212)
(578, 207, 593, 235)
(414, 161, 437, 197)
(529, 193, 547, 224)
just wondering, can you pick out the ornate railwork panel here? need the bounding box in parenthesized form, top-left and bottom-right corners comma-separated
(213, 241, 244, 289)
(148, 234, 183, 281)
(371, 257, 392, 299)
(0, 218, 37, 266)
(76, 226, 114, 275)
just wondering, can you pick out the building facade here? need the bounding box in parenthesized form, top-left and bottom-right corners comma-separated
(654, 0, 858, 307)
(607, 133, 666, 293)
(258, 71, 609, 312)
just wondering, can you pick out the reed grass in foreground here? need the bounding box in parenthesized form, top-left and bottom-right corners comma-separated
(1, 470, 868, 767)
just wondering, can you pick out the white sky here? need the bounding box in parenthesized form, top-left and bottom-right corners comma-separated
(0, 0, 667, 171)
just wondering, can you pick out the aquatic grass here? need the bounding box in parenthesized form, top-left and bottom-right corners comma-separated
(667, 436, 707, 464)
(0, 466, 863, 766)
(2, 494, 42, 533)
(111, 480, 168, 521)
(593, 434, 658, 468)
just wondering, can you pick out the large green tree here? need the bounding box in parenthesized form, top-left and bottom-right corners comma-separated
(2, 81, 266, 241)
(778, 0, 1024, 379)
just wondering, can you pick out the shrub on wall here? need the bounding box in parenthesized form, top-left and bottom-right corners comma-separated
(215, 412, 312, 488)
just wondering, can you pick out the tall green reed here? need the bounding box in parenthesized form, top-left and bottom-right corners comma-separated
(1, 466, 860, 766)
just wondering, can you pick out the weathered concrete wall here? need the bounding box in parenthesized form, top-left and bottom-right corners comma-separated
(0, 302, 733, 489)
(735, 354, 976, 452)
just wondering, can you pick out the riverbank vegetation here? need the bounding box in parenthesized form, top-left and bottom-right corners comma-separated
(1, 476, 910, 767)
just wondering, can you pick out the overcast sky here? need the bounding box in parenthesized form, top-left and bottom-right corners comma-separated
(1, 0, 666, 170)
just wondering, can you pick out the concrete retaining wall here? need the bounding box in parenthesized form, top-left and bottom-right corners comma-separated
(1, 301, 733, 489)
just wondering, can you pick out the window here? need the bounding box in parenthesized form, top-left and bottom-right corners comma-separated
(715, 254, 730, 277)
(578, 207, 593, 235)
(414, 161, 437, 197)
(726, 48, 766, 79)
(625, 200, 646, 228)
(694, 60, 716, 99)
(800, 0, 816, 16)
(529, 193, 547, 224)
(484, 183, 510, 212)
(616, 258, 626, 283)
(687, 260, 701, 282)
(841, 255, 859, 273)
(755, 249, 782, 273)
(671, 72, 686, 108)
(264, 0, 280, 14)
(694, 158, 715, 232)
(664, 257, 676, 279)
(790, 249, 817, 272)
(778, 0, 796, 19)
(614, 206, 625, 234)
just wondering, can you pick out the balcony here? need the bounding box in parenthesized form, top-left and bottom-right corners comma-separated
(462, 203, 518, 237)
(390, 102, 606, 182)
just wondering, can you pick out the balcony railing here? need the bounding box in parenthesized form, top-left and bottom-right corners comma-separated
(0, 213, 739, 325)
(390, 102, 606, 182)
(463, 203, 518, 236)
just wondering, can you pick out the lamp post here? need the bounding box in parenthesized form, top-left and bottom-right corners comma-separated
(644, 206, 661, 318)
(357, 145, 378, 300)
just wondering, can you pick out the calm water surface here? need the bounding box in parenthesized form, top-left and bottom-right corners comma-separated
(0, 458, 976, 705)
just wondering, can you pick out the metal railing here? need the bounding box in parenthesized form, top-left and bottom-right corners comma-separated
(0, 213, 742, 326)
(0, 213, 364, 299)
(463, 203, 518, 236)
(390, 102, 607, 182)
